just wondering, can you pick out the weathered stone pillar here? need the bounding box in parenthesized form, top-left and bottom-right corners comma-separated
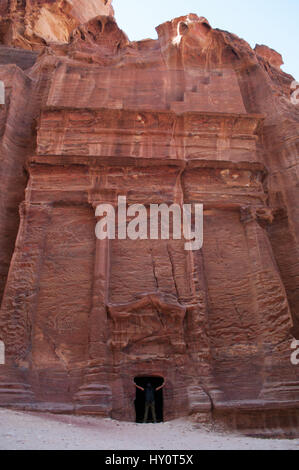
(240, 205, 293, 344)
(89, 204, 111, 362)
(74, 197, 113, 414)
(240, 206, 299, 403)
(0, 202, 52, 405)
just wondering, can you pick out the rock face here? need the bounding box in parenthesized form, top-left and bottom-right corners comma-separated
(0, 6, 298, 436)
(0, 0, 114, 49)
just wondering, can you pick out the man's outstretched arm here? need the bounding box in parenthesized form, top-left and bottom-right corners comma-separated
(155, 380, 165, 391)
(135, 383, 144, 391)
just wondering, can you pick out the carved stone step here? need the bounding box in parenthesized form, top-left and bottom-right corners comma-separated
(73, 383, 112, 416)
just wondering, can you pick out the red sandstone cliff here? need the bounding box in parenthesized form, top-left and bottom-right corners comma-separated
(0, 0, 114, 49)
(0, 3, 298, 436)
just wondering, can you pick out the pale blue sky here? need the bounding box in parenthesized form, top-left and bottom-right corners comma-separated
(113, 0, 298, 79)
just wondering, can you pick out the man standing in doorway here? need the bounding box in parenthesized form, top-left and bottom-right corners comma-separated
(135, 380, 165, 423)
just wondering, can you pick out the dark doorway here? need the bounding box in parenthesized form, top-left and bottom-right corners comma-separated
(134, 376, 164, 423)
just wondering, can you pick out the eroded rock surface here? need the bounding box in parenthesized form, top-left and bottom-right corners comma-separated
(0, 0, 114, 49)
(0, 5, 298, 436)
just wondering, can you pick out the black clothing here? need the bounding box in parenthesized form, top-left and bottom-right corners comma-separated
(145, 384, 155, 403)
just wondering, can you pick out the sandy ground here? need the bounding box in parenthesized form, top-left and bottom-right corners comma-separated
(0, 408, 298, 450)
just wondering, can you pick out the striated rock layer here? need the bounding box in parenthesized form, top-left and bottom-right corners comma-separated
(0, 6, 298, 436)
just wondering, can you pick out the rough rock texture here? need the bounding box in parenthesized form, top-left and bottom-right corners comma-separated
(0, 7, 298, 437)
(0, 0, 114, 49)
(0, 64, 37, 309)
(254, 44, 284, 69)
